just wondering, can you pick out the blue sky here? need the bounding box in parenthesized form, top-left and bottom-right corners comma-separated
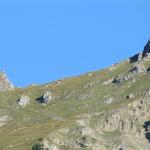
(0, 0, 150, 87)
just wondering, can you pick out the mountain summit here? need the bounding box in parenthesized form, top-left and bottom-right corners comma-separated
(130, 40, 150, 62)
(1, 41, 150, 150)
(142, 40, 150, 57)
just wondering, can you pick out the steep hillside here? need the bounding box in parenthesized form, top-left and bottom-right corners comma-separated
(1, 41, 150, 150)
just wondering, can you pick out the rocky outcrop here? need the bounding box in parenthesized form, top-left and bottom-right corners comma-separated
(112, 73, 134, 83)
(101, 98, 150, 133)
(0, 71, 14, 91)
(102, 111, 137, 132)
(17, 95, 30, 107)
(43, 91, 54, 103)
(129, 64, 146, 74)
(112, 63, 146, 84)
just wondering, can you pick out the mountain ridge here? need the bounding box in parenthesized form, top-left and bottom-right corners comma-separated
(1, 40, 150, 150)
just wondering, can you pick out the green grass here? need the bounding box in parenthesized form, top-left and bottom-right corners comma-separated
(0, 59, 150, 149)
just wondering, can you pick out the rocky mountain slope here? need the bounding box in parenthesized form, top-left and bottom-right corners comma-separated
(1, 41, 150, 150)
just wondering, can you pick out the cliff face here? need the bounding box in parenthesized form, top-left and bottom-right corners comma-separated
(1, 41, 150, 150)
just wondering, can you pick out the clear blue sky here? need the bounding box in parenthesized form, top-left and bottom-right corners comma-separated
(0, 0, 150, 87)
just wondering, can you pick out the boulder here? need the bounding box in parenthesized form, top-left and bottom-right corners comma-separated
(112, 75, 123, 83)
(104, 97, 114, 105)
(17, 95, 30, 107)
(43, 91, 54, 103)
(126, 93, 134, 99)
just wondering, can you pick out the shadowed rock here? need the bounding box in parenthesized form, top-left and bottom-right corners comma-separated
(129, 53, 140, 63)
(143, 121, 150, 143)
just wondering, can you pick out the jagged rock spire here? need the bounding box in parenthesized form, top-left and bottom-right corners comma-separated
(0, 71, 14, 91)
(130, 40, 150, 63)
(142, 40, 150, 57)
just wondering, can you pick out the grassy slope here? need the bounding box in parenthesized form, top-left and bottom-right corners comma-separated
(0, 58, 150, 149)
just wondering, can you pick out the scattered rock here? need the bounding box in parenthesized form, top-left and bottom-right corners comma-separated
(17, 95, 30, 107)
(104, 97, 114, 105)
(102, 111, 137, 132)
(79, 93, 94, 100)
(0, 115, 9, 126)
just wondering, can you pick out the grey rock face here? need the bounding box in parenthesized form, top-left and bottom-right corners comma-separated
(17, 95, 30, 107)
(102, 112, 137, 131)
(43, 91, 54, 103)
(112, 63, 145, 85)
(0, 71, 14, 91)
(101, 98, 149, 133)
